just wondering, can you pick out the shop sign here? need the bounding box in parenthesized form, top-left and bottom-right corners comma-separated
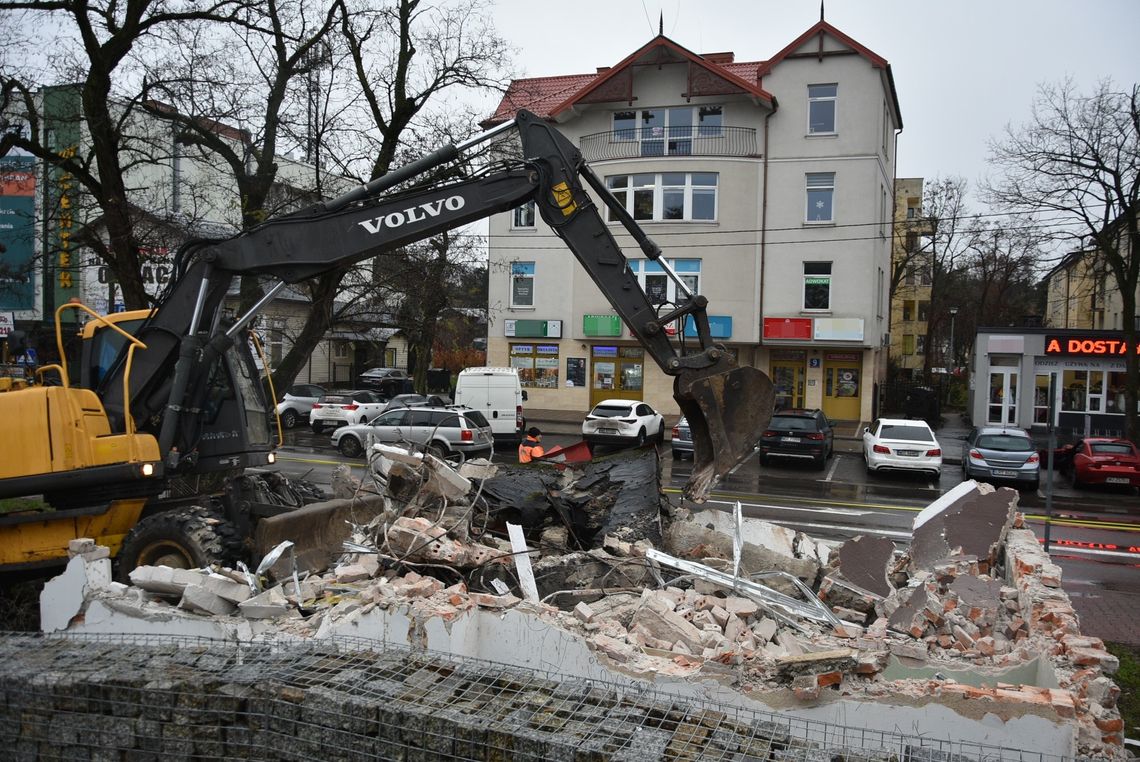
(504, 319, 562, 338)
(763, 317, 812, 340)
(583, 314, 622, 337)
(824, 352, 860, 362)
(813, 318, 864, 342)
(1044, 335, 1140, 356)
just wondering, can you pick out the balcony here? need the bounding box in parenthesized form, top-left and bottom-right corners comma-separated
(579, 127, 759, 162)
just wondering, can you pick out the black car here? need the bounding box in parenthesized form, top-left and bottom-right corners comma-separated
(759, 408, 834, 468)
(357, 367, 412, 396)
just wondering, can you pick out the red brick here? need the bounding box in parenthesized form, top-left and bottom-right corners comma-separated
(816, 671, 842, 688)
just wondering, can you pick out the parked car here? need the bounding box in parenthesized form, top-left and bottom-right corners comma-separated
(671, 416, 693, 460)
(357, 367, 411, 396)
(582, 399, 665, 448)
(381, 393, 448, 413)
(862, 418, 942, 478)
(758, 408, 834, 468)
(309, 389, 388, 433)
(275, 384, 326, 429)
(963, 426, 1040, 489)
(1066, 437, 1140, 490)
(331, 405, 493, 460)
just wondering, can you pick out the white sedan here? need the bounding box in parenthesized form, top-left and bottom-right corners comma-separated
(582, 399, 665, 448)
(862, 418, 942, 478)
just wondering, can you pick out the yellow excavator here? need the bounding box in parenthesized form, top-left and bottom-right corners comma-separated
(0, 110, 773, 576)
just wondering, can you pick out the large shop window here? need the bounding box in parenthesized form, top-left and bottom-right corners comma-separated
(802, 262, 832, 311)
(510, 261, 535, 308)
(510, 343, 559, 389)
(612, 106, 723, 156)
(629, 259, 700, 306)
(1062, 369, 1130, 414)
(605, 173, 717, 222)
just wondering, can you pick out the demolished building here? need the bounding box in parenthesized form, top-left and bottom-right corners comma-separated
(1, 446, 1128, 760)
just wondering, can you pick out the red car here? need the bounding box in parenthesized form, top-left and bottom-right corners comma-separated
(1067, 437, 1140, 490)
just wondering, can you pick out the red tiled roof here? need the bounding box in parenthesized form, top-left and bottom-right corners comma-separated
(486, 35, 774, 125)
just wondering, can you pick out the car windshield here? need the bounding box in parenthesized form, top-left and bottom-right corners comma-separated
(879, 424, 933, 442)
(976, 434, 1032, 452)
(771, 416, 814, 431)
(591, 405, 633, 418)
(1091, 443, 1135, 456)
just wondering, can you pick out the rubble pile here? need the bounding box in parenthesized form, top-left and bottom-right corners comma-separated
(47, 446, 1128, 759)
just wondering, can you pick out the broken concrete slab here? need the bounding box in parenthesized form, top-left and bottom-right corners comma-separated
(836, 535, 894, 598)
(909, 483, 1017, 574)
(254, 494, 388, 579)
(40, 554, 112, 633)
(128, 565, 209, 597)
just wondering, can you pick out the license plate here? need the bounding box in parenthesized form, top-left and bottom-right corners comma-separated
(780, 437, 800, 443)
(1106, 477, 1131, 484)
(599, 428, 618, 435)
(897, 449, 919, 456)
(992, 469, 1017, 477)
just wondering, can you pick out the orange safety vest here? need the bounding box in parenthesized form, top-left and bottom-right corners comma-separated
(518, 437, 544, 463)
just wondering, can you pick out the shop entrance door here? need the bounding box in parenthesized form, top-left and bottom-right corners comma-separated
(589, 346, 644, 408)
(822, 354, 862, 421)
(771, 362, 805, 411)
(987, 369, 1019, 425)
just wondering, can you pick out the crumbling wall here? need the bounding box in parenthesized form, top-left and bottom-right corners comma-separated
(23, 454, 1130, 760)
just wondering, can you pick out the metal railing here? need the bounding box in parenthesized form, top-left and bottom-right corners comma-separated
(579, 126, 759, 162)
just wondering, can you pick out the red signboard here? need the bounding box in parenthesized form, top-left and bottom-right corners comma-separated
(1044, 335, 1140, 356)
(763, 317, 812, 340)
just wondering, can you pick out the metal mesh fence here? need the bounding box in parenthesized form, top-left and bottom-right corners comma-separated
(0, 632, 1077, 761)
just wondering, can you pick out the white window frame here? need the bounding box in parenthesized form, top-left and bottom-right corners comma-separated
(510, 261, 535, 309)
(807, 84, 837, 134)
(805, 172, 835, 223)
(802, 262, 832, 311)
(629, 259, 701, 306)
(612, 106, 723, 156)
(605, 172, 718, 223)
(512, 201, 535, 229)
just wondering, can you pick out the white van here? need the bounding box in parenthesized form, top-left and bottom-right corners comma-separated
(453, 367, 527, 444)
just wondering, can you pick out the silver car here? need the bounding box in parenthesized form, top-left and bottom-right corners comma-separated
(963, 426, 1040, 489)
(331, 405, 494, 460)
(671, 417, 693, 460)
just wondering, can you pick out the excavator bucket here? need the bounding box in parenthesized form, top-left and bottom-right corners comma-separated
(675, 362, 774, 504)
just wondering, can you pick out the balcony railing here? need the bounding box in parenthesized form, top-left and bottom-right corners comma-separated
(579, 127, 759, 162)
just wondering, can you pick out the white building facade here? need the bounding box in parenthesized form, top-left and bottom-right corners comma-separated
(485, 21, 900, 422)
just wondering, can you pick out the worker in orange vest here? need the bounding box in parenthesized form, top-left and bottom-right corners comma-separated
(518, 427, 545, 463)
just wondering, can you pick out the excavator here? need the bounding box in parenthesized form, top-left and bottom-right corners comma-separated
(0, 110, 773, 576)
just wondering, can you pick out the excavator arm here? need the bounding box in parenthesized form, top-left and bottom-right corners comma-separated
(99, 110, 772, 503)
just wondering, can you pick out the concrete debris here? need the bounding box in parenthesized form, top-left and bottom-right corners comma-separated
(41, 456, 1129, 761)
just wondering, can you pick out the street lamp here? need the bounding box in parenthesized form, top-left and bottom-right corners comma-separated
(948, 306, 959, 373)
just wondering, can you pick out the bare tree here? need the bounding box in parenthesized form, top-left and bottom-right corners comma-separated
(986, 79, 1140, 440)
(0, 1, 251, 310)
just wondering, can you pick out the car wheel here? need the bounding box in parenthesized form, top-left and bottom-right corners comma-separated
(758, 453, 768, 466)
(635, 428, 646, 447)
(656, 426, 665, 444)
(426, 443, 447, 460)
(281, 409, 298, 429)
(1071, 469, 1083, 489)
(815, 452, 827, 470)
(311, 421, 325, 434)
(338, 435, 363, 459)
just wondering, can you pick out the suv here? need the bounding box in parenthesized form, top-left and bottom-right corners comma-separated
(963, 426, 1040, 489)
(331, 405, 494, 460)
(759, 409, 834, 468)
(309, 389, 388, 433)
(275, 384, 326, 429)
(357, 367, 410, 396)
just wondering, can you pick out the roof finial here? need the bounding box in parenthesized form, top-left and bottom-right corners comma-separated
(820, 0, 825, 21)
(659, 10, 663, 35)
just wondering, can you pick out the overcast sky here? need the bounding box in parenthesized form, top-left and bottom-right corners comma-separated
(484, 0, 1140, 211)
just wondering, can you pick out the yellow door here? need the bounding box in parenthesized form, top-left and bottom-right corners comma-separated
(589, 346, 644, 408)
(822, 354, 862, 421)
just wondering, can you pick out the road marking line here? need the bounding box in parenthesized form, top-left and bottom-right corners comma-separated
(824, 457, 840, 482)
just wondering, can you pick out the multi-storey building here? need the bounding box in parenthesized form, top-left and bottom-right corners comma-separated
(484, 20, 900, 423)
(889, 178, 934, 376)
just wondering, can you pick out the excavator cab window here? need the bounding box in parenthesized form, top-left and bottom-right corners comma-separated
(84, 317, 147, 387)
